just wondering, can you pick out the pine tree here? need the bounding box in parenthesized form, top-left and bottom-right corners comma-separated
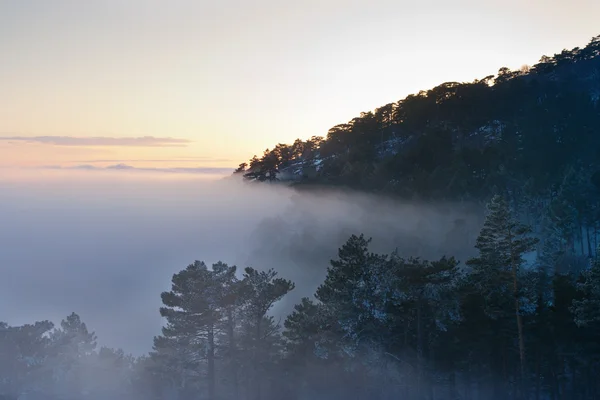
(243, 156, 264, 181)
(240, 267, 294, 400)
(234, 163, 247, 174)
(212, 261, 243, 400)
(260, 149, 280, 182)
(83, 347, 137, 398)
(466, 194, 539, 390)
(315, 234, 384, 351)
(149, 334, 201, 398)
(388, 255, 461, 398)
(571, 247, 600, 327)
(53, 312, 97, 357)
(283, 297, 322, 358)
(158, 261, 231, 400)
(0, 321, 54, 399)
(313, 235, 393, 398)
(48, 313, 97, 398)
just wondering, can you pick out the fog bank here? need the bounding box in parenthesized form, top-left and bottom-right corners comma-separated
(0, 169, 483, 354)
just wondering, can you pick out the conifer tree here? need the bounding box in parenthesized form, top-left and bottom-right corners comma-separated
(158, 261, 232, 400)
(241, 267, 294, 400)
(283, 297, 322, 358)
(212, 261, 243, 400)
(571, 247, 600, 327)
(389, 255, 461, 397)
(315, 234, 385, 351)
(243, 156, 264, 181)
(53, 312, 97, 357)
(48, 313, 97, 398)
(0, 321, 54, 399)
(466, 195, 539, 387)
(234, 163, 247, 174)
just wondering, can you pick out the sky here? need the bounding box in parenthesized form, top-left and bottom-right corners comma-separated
(1, 0, 599, 174)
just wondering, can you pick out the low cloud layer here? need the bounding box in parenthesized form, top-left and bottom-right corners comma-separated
(74, 157, 233, 163)
(0, 171, 484, 355)
(42, 163, 234, 175)
(0, 135, 192, 147)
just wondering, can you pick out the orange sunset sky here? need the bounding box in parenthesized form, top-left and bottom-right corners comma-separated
(1, 0, 599, 176)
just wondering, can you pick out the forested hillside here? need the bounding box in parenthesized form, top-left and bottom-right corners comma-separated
(237, 34, 600, 201)
(237, 33, 600, 264)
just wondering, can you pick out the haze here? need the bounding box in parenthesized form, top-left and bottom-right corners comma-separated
(0, 170, 482, 355)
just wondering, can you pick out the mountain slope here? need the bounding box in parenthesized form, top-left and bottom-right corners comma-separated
(235, 34, 600, 204)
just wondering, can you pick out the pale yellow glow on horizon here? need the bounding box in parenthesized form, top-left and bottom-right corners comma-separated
(1, 0, 599, 173)
(0, 141, 233, 168)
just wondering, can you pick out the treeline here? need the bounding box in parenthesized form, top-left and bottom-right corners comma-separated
(234, 136, 325, 182)
(3, 194, 600, 400)
(0, 313, 137, 400)
(235, 34, 600, 202)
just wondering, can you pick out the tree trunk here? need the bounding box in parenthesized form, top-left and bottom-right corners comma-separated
(579, 221, 585, 256)
(535, 347, 541, 400)
(208, 325, 216, 400)
(429, 333, 435, 400)
(227, 308, 239, 400)
(595, 224, 598, 255)
(586, 225, 593, 257)
(508, 228, 526, 396)
(514, 295, 526, 381)
(254, 317, 262, 400)
(569, 230, 575, 254)
(417, 297, 423, 400)
(466, 362, 473, 400)
(450, 370, 459, 400)
(549, 365, 559, 400)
